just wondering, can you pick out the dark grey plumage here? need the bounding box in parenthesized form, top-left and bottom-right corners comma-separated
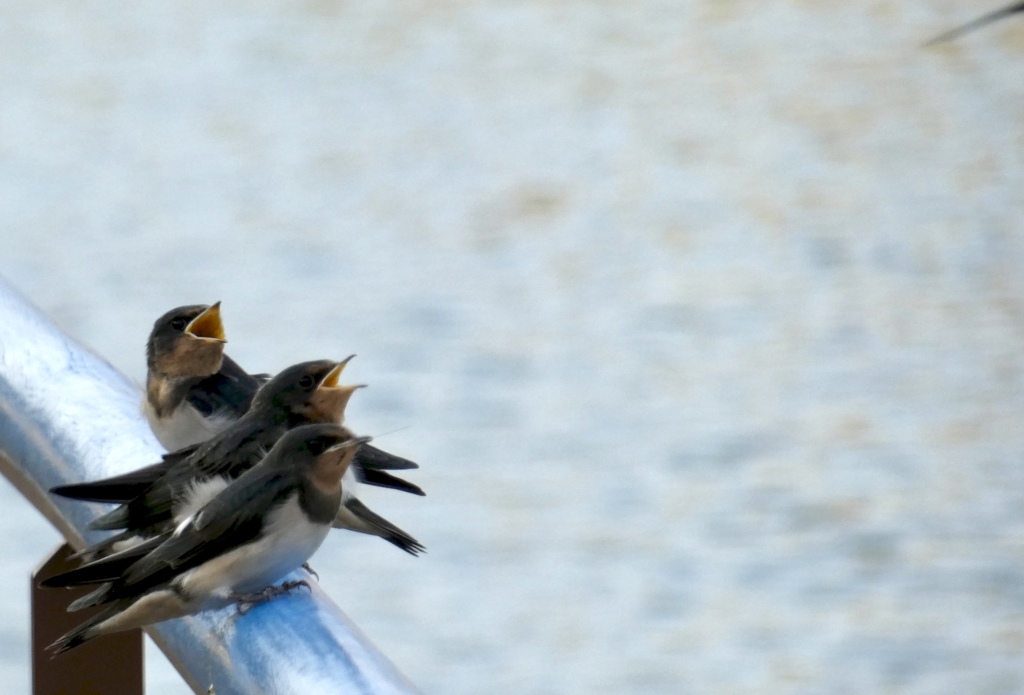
(44, 424, 368, 654)
(54, 358, 425, 557)
(55, 360, 359, 540)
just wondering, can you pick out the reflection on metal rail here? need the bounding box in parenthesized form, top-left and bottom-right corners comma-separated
(0, 277, 420, 695)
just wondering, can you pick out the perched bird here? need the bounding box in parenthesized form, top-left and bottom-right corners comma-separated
(926, 2, 1024, 44)
(53, 359, 425, 556)
(143, 302, 267, 451)
(143, 303, 425, 515)
(43, 424, 370, 654)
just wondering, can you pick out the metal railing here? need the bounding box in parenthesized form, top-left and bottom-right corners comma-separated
(0, 277, 420, 695)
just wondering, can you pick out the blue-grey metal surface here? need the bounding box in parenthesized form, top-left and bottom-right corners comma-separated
(0, 277, 420, 695)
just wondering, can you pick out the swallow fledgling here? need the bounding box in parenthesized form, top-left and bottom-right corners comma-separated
(926, 2, 1024, 45)
(53, 359, 424, 556)
(143, 303, 269, 452)
(142, 303, 425, 514)
(55, 359, 362, 543)
(43, 424, 370, 654)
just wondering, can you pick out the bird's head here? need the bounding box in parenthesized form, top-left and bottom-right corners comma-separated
(275, 423, 372, 491)
(146, 302, 227, 378)
(252, 357, 364, 424)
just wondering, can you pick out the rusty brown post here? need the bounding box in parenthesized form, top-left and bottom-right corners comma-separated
(32, 544, 143, 695)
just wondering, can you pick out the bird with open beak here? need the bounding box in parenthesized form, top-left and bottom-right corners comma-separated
(143, 303, 269, 452)
(53, 359, 424, 556)
(43, 424, 370, 654)
(142, 303, 425, 526)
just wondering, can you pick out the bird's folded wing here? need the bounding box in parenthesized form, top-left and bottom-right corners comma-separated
(50, 460, 172, 502)
(186, 354, 263, 419)
(124, 469, 297, 588)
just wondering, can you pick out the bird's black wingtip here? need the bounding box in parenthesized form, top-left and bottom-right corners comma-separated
(47, 628, 90, 656)
(49, 483, 86, 500)
(924, 2, 1024, 46)
(357, 469, 426, 497)
(391, 534, 427, 556)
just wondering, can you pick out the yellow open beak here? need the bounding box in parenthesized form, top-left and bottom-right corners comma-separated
(186, 302, 226, 342)
(319, 354, 356, 389)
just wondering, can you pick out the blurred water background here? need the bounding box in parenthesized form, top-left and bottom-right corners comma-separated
(1, 2, 1023, 693)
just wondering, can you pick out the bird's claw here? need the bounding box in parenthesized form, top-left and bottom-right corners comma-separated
(231, 580, 311, 614)
(302, 563, 319, 581)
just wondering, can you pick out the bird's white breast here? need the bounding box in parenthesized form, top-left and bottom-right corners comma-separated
(174, 476, 232, 524)
(143, 397, 233, 451)
(177, 495, 330, 601)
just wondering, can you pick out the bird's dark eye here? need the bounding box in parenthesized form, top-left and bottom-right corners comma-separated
(170, 317, 188, 331)
(299, 375, 316, 389)
(308, 438, 327, 455)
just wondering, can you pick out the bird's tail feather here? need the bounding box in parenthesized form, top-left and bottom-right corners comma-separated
(356, 468, 425, 496)
(49, 462, 167, 502)
(48, 603, 124, 655)
(69, 530, 138, 562)
(67, 583, 115, 612)
(341, 498, 426, 556)
(40, 535, 164, 589)
(353, 444, 419, 471)
(87, 505, 131, 531)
